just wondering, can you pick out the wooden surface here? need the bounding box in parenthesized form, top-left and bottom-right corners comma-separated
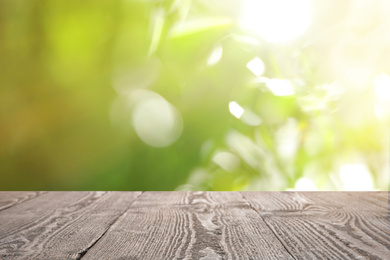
(0, 192, 388, 260)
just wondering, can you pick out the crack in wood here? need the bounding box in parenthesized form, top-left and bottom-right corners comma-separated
(77, 191, 144, 260)
(240, 192, 298, 260)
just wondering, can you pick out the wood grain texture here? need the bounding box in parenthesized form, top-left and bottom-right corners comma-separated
(0, 192, 388, 260)
(0, 191, 141, 260)
(81, 191, 294, 260)
(0, 192, 47, 212)
(242, 192, 390, 259)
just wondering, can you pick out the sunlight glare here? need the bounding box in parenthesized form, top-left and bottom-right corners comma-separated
(374, 103, 390, 121)
(374, 73, 390, 101)
(240, 0, 312, 43)
(266, 79, 295, 96)
(295, 177, 318, 191)
(339, 163, 374, 191)
(229, 101, 245, 119)
(246, 57, 265, 76)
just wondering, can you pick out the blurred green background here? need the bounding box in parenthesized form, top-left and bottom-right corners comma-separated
(0, 0, 389, 191)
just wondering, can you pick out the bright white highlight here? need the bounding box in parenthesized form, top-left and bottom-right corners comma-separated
(374, 103, 390, 121)
(266, 79, 295, 96)
(339, 163, 374, 191)
(207, 45, 223, 66)
(295, 177, 318, 191)
(374, 73, 390, 101)
(246, 57, 265, 76)
(132, 91, 183, 148)
(229, 101, 245, 119)
(240, 0, 312, 43)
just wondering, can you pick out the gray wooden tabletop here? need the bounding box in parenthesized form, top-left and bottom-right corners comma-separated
(0, 192, 388, 260)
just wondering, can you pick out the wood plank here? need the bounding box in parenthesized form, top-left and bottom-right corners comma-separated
(81, 191, 294, 260)
(0, 191, 141, 260)
(0, 192, 46, 212)
(0, 192, 91, 236)
(242, 192, 390, 259)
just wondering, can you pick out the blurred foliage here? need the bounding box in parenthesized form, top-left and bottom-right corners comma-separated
(0, 0, 389, 191)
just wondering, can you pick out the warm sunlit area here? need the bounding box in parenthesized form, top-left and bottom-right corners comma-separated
(0, 0, 389, 191)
